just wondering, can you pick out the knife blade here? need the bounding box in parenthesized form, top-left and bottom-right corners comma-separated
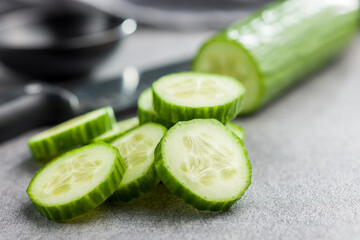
(0, 59, 191, 142)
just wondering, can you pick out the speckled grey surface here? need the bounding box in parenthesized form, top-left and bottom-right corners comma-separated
(1, 30, 360, 240)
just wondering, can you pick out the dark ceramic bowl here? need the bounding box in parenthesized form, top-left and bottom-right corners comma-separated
(0, 1, 136, 81)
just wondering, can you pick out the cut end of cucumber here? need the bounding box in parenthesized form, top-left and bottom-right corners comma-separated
(112, 123, 167, 186)
(193, 40, 261, 114)
(153, 72, 245, 108)
(28, 143, 119, 206)
(156, 119, 251, 210)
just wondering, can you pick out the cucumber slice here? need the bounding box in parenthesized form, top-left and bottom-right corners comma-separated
(152, 72, 245, 123)
(193, 0, 359, 114)
(226, 122, 245, 141)
(155, 119, 251, 211)
(93, 117, 139, 143)
(26, 142, 125, 221)
(138, 88, 173, 128)
(28, 107, 116, 162)
(110, 123, 167, 202)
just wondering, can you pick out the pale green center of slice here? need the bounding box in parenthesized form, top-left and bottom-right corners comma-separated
(115, 133, 153, 169)
(164, 120, 250, 201)
(154, 73, 244, 107)
(42, 155, 103, 195)
(29, 144, 115, 206)
(167, 78, 225, 100)
(180, 133, 236, 186)
(111, 124, 166, 186)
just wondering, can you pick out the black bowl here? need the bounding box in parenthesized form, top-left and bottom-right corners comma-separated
(0, 1, 136, 81)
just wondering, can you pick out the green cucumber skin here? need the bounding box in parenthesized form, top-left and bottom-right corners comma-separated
(154, 120, 252, 212)
(193, 0, 359, 114)
(138, 106, 173, 129)
(93, 118, 139, 143)
(29, 107, 116, 162)
(109, 123, 167, 202)
(226, 122, 245, 141)
(92, 130, 130, 143)
(27, 142, 126, 221)
(152, 73, 245, 124)
(153, 91, 243, 124)
(137, 88, 174, 128)
(92, 127, 136, 143)
(108, 161, 160, 202)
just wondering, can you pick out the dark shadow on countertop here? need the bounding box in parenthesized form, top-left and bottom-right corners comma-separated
(22, 184, 246, 226)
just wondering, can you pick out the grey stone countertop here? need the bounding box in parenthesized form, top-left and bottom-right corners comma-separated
(1, 28, 360, 240)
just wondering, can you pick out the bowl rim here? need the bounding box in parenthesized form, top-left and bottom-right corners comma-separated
(0, 6, 137, 51)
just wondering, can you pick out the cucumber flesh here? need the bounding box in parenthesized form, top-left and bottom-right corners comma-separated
(155, 119, 251, 211)
(193, 0, 359, 114)
(226, 122, 245, 141)
(93, 117, 139, 143)
(138, 88, 173, 128)
(194, 41, 260, 113)
(27, 142, 125, 221)
(28, 106, 116, 162)
(152, 72, 245, 123)
(110, 123, 167, 202)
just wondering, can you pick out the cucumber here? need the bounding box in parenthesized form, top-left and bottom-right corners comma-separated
(155, 119, 251, 211)
(93, 117, 139, 143)
(152, 72, 245, 123)
(26, 142, 125, 221)
(193, 0, 359, 114)
(137, 88, 173, 128)
(226, 122, 245, 141)
(28, 107, 116, 162)
(110, 123, 167, 202)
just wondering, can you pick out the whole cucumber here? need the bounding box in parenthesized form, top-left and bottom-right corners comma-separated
(193, 0, 359, 114)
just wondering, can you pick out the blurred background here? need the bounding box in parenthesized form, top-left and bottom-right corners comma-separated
(0, 0, 271, 141)
(0, 0, 271, 83)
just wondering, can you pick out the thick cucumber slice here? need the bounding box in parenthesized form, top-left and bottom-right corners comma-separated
(93, 117, 139, 143)
(226, 122, 245, 141)
(26, 142, 125, 221)
(193, 0, 359, 114)
(152, 72, 245, 123)
(28, 107, 116, 162)
(155, 119, 251, 211)
(110, 123, 167, 202)
(138, 88, 173, 128)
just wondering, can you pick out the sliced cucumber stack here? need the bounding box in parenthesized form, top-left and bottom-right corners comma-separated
(28, 107, 116, 162)
(152, 72, 245, 123)
(27, 142, 125, 221)
(93, 117, 139, 143)
(110, 123, 167, 202)
(226, 122, 245, 141)
(137, 88, 173, 128)
(155, 119, 251, 211)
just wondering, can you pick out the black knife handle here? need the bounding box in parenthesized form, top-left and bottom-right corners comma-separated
(0, 83, 79, 142)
